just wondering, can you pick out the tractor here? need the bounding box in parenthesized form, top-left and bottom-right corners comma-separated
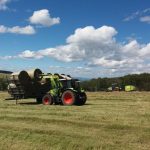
(55, 74, 87, 105)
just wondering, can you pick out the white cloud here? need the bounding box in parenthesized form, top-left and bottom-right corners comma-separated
(123, 8, 150, 23)
(0, 0, 10, 10)
(122, 40, 141, 57)
(1, 25, 150, 77)
(123, 11, 140, 22)
(0, 25, 7, 33)
(139, 43, 150, 57)
(140, 16, 150, 24)
(46, 66, 92, 78)
(67, 26, 117, 43)
(19, 26, 119, 62)
(29, 9, 60, 27)
(89, 57, 126, 67)
(18, 26, 150, 64)
(18, 50, 36, 58)
(18, 50, 43, 59)
(0, 25, 36, 34)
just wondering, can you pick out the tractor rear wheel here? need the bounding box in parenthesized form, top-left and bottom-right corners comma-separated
(61, 90, 76, 106)
(42, 94, 53, 105)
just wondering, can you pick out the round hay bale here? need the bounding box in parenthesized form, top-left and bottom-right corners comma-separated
(18, 71, 31, 85)
(27, 68, 42, 81)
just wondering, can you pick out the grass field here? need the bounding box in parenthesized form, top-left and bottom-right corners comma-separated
(0, 92, 150, 150)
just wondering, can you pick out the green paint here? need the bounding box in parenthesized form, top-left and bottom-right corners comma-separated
(125, 85, 136, 92)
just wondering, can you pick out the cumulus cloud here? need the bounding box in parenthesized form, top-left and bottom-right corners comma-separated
(18, 50, 43, 59)
(89, 57, 126, 67)
(139, 43, 150, 57)
(18, 26, 150, 64)
(0, 0, 10, 10)
(29, 9, 60, 27)
(1, 25, 150, 76)
(0, 25, 36, 34)
(18, 26, 119, 61)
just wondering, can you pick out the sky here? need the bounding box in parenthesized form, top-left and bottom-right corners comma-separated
(0, 0, 150, 78)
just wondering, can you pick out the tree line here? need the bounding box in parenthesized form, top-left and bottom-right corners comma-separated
(81, 73, 150, 91)
(0, 78, 8, 91)
(0, 73, 10, 91)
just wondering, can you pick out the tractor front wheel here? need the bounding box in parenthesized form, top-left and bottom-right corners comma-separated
(61, 90, 76, 106)
(42, 94, 53, 105)
(77, 92, 87, 105)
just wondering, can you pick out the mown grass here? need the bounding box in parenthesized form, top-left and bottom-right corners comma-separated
(0, 91, 150, 150)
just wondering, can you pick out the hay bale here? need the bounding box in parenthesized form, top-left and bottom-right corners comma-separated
(27, 68, 42, 81)
(18, 71, 31, 85)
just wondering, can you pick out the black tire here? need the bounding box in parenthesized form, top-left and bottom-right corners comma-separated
(54, 102, 60, 105)
(61, 90, 76, 106)
(77, 92, 87, 105)
(36, 97, 42, 104)
(42, 94, 53, 105)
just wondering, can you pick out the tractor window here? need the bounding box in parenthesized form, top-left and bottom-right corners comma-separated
(60, 80, 72, 89)
(71, 79, 80, 89)
(67, 80, 72, 88)
(75, 81, 80, 89)
(60, 80, 67, 89)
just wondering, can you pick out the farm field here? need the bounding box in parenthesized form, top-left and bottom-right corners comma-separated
(0, 92, 150, 150)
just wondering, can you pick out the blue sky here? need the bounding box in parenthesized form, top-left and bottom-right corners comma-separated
(0, 0, 150, 78)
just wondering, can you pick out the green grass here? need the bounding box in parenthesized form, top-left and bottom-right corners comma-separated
(0, 92, 150, 150)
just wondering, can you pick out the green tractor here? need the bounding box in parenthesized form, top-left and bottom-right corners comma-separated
(40, 74, 87, 106)
(8, 69, 87, 106)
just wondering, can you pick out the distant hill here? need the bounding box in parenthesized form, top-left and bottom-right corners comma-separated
(0, 70, 12, 74)
(76, 77, 90, 81)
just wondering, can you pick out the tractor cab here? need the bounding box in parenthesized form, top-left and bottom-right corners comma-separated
(59, 78, 72, 89)
(57, 74, 84, 92)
